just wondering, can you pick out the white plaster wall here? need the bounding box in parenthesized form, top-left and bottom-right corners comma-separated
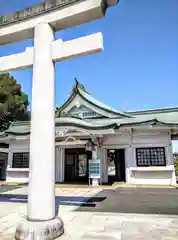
(103, 132, 131, 147)
(102, 132, 131, 184)
(55, 147, 60, 183)
(9, 139, 30, 152)
(130, 169, 175, 185)
(100, 148, 108, 183)
(166, 142, 177, 184)
(60, 148, 65, 182)
(131, 130, 172, 168)
(7, 141, 66, 183)
(132, 129, 170, 146)
(125, 147, 133, 184)
(55, 147, 65, 183)
(102, 130, 176, 185)
(6, 139, 29, 183)
(7, 150, 13, 169)
(6, 169, 29, 183)
(130, 130, 176, 185)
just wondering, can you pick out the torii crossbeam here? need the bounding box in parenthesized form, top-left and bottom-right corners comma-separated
(0, 33, 103, 72)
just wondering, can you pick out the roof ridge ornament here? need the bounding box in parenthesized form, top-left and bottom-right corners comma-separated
(74, 77, 79, 85)
(72, 78, 88, 94)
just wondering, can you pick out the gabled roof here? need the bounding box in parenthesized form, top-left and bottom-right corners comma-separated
(56, 79, 132, 118)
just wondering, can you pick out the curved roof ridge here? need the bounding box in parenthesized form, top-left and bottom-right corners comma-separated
(57, 79, 133, 118)
(77, 85, 132, 117)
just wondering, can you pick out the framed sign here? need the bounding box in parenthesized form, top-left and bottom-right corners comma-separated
(89, 158, 101, 179)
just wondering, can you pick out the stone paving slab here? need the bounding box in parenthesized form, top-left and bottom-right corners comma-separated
(59, 212, 178, 240)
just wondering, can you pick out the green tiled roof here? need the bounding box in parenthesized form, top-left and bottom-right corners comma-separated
(55, 117, 118, 130)
(6, 121, 30, 135)
(1, 110, 178, 138)
(0, 119, 118, 138)
(88, 111, 178, 126)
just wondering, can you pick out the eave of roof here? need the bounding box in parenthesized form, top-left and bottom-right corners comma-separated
(5, 121, 30, 135)
(1, 112, 178, 138)
(55, 117, 119, 130)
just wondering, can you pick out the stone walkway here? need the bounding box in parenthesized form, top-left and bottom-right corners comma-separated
(60, 212, 178, 240)
(1, 186, 178, 239)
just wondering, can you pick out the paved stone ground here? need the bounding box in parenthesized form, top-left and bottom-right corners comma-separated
(0, 183, 25, 194)
(1, 186, 178, 239)
(60, 212, 178, 240)
(76, 187, 178, 215)
(0, 186, 101, 239)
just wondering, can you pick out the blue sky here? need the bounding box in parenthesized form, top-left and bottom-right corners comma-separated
(0, 0, 178, 150)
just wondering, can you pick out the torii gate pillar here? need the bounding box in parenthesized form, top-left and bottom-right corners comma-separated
(15, 23, 64, 240)
(28, 23, 55, 222)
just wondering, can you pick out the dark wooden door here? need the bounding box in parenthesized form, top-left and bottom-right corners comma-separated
(65, 149, 92, 183)
(0, 153, 8, 180)
(115, 149, 126, 182)
(65, 155, 76, 182)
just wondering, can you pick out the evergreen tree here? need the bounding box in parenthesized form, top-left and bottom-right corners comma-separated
(0, 73, 30, 131)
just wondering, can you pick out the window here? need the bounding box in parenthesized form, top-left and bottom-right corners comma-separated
(12, 152, 29, 168)
(136, 147, 166, 167)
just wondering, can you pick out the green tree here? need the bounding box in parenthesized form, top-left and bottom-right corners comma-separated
(174, 157, 178, 174)
(0, 73, 30, 131)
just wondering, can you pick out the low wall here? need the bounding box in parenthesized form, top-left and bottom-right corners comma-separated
(6, 168, 29, 183)
(130, 167, 176, 185)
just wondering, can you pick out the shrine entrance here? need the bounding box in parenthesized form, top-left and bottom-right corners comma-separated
(107, 149, 126, 183)
(65, 148, 92, 183)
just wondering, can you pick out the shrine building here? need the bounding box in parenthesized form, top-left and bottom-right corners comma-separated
(0, 80, 177, 185)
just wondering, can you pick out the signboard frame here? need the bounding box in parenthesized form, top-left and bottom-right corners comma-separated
(88, 158, 101, 186)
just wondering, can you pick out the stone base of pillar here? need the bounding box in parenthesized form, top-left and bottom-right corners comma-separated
(15, 216, 64, 240)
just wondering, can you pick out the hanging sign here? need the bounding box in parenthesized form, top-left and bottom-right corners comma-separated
(89, 158, 101, 179)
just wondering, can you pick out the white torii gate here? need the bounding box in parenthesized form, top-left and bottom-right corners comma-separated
(0, 0, 119, 239)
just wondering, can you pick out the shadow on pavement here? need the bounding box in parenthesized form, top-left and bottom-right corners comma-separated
(0, 193, 106, 215)
(2, 187, 178, 216)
